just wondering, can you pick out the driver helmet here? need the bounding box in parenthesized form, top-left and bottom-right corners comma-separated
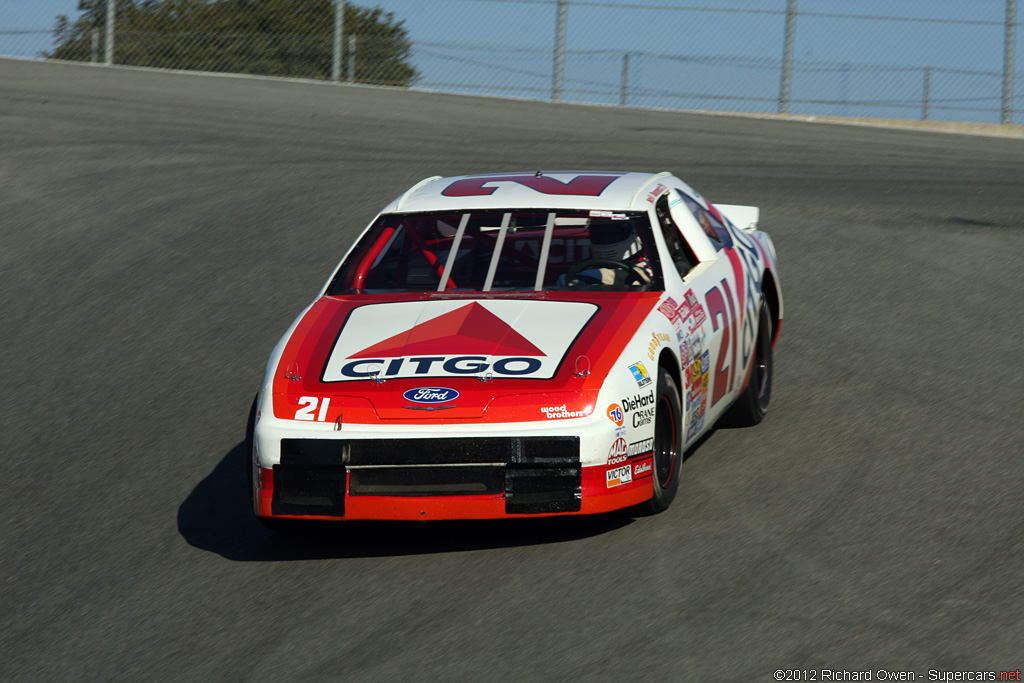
(589, 218, 642, 261)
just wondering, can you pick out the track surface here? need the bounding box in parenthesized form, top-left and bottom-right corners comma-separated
(3, 59, 1024, 681)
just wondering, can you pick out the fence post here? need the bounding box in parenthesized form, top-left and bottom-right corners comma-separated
(620, 51, 630, 106)
(91, 28, 99, 64)
(922, 67, 932, 120)
(332, 0, 344, 83)
(779, 0, 797, 113)
(347, 35, 356, 83)
(1005, 0, 1016, 124)
(104, 0, 115, 65)
(553, 0, 567, 102)
(839, 62, 849, 116)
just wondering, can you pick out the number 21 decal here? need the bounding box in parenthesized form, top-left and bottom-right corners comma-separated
(295, 396, 331, 421)
(706, 279, 738, 408)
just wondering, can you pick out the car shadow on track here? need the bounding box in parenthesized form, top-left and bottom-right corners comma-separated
(177, 441, 637, 561)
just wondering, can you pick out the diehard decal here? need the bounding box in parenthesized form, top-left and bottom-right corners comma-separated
(621, 391, 655, 413)
(323, 300, 597, 382)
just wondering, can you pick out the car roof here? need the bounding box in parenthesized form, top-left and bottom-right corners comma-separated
(380, 171, 687, 214)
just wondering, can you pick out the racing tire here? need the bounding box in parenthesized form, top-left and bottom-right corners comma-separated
(720, 298, 773, 428)
(637, 367, 682, 515)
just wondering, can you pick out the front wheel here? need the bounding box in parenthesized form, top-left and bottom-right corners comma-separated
(637, 366, 682, 515)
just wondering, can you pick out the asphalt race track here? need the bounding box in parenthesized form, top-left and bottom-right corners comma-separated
(3, 58, 1024, 681)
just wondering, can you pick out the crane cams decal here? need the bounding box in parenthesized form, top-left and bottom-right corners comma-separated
(617, 390, 655, 430)
(322, 300, 598, 382)
(632, 406, 655, 428)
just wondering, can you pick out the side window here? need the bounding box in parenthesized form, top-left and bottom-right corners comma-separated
(655, 196, 697, 278)
(677, 191, 733, 250)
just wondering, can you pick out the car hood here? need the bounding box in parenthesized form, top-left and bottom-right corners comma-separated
(271, 292, 661, 423)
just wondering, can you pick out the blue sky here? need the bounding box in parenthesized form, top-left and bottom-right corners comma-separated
(1, 1, 1019, 122)
(3, 1, 1008, 35)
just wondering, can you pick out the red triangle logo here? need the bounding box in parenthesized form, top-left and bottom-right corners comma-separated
(352, 302, 546, 358)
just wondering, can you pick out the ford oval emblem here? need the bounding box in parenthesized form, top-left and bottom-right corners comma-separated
(403, 387, 459, 404)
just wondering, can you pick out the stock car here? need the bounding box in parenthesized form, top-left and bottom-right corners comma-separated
(246, 171, 782, 527)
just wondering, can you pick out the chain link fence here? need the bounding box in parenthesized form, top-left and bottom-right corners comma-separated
(2, 0, 1020, 124)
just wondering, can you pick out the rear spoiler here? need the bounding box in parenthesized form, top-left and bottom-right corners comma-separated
(716, 204, 760, 232)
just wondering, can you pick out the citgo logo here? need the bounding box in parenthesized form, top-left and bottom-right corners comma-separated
(323, 300, 598, 383)
(606, 404, 624, 426)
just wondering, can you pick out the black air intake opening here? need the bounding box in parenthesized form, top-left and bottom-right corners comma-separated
(272, 465, 346, 517)
(350, 465, 504, 496)
(505, 466, 581, 514)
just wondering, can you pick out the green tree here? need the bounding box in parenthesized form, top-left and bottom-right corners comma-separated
(49, 0, 417, 87)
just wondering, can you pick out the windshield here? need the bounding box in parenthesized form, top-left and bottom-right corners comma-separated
(328, 209, 662, 294)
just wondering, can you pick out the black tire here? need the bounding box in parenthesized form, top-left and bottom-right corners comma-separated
(721, 298, 773, 428)
(637, 367, 682, 515)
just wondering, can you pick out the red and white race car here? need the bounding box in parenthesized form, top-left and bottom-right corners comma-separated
(246, 171, 781, 527)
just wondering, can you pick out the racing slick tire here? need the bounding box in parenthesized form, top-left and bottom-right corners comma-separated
(721, 298, 773, 428)
(637, 366, 682, 515)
